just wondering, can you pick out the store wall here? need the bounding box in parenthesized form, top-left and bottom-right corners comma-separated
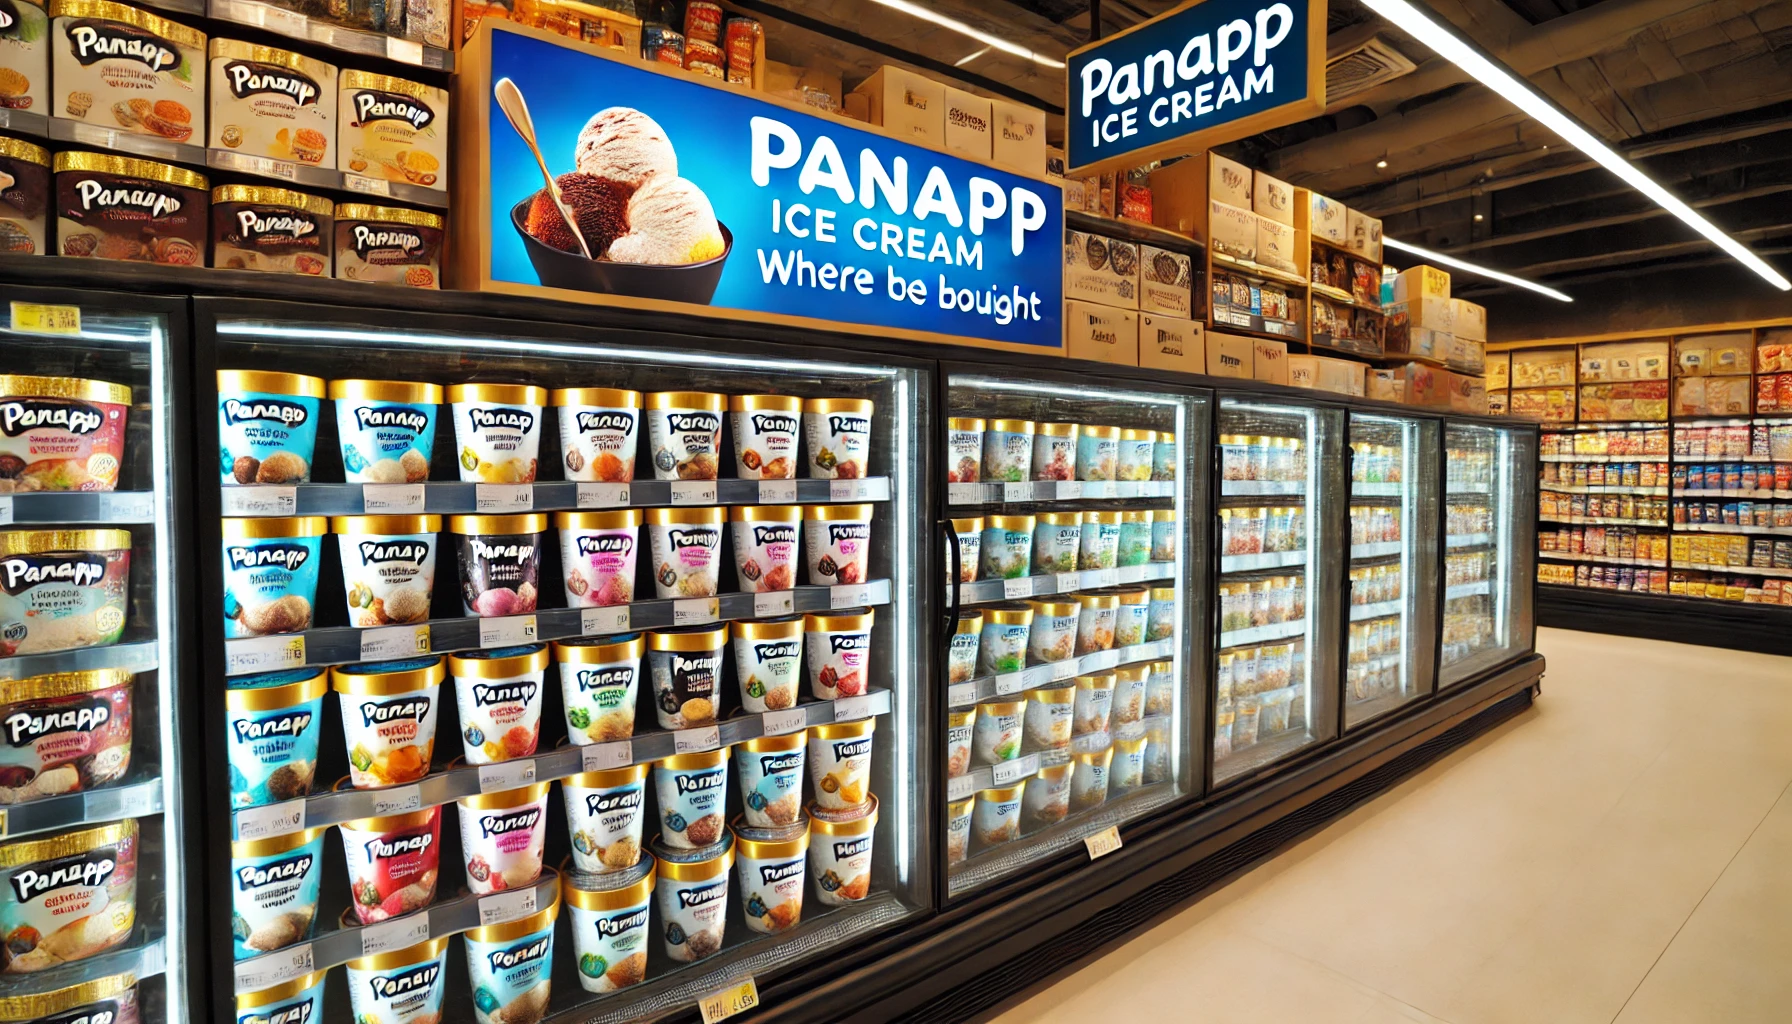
(1486, 260, 1792, 343)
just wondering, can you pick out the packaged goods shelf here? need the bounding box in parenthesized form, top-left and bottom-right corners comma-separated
(220, 477, 891, 517)
(210, 0, 455, 69)
(1220, 481, 1306, 496)
(0, 779, 165, 841)
(1541, 484, 1668, 496)
(0, 641, 159, 681)
(1349, 600, 1404, 621)
(945, 640, 1178, 708)
(1218, 619, 1307, 648)
(3, 491, 159, 524)
(1677, 562, 1792, 578)
(1445, 481, 1496, 495)
(1672, 488, 1788, 499)
(1539, 516, 1668, 527)
(1351, 482, 1406, 496)
(1219, 550, 1307, 573)
(1447, 532, 1495, 548)
(946, 480, 1175, 505)
(1676, 523, 1792, 536)
(1350, 541, 1404, 559)
(1538, 551, 1668, 567)
(1445, 579, 1492, 599)
(12, 934, 167, 997)
(1541, 454, 1666, 462)
(955, 563, 1175, 605)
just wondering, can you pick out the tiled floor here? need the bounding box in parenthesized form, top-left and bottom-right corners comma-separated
(983, 628, 1792, 1024)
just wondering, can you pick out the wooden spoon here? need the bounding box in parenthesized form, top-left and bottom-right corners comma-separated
(494, 76, 591, 259)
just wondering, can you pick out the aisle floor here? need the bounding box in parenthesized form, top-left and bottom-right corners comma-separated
(984, 628, 1792, 1024)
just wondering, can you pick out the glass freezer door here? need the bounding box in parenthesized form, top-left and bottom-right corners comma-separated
(1441, 422, 1538, 685)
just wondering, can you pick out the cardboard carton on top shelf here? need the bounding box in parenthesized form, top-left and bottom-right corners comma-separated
(991, 97, 1047, 175)
(765, 61, 845, 110)
(842, 91, 871, 122)
(1210, 200, 1259, 262)
(1207, 330, 1255, 378)
(1487, 353, 1510, 390)
(1253, 170, 1295, 225)
(1450, 298, 1486, 340)
(1289, 354, 1365, 396)
(1064, 228, 1140, 309)
(1348, 210, 1382, 262)
(1211, 152, 1253, 208)
(1139, 313, 1204, 374)
(854, 66, 945, 146)
(1675, 332, 1754, 376)
(943, 87, 992, 161)
(1056, 174, 1087, 213)
(1392, 265, 1451, 303)
(1253, 338, 1290, 385)
(1396, 361, 1452, 408)
(1446, 335, 1485, 375)
(1066, 301, 1139, 365)
(1140, 245, 1193, 318)
(1301, 189, 1347, 244)
(1388, 295, 1454, 334)
(1450, 374, 1487, 414)
(1257, 218, 1298, 274)
(1511, 347, 1576, 387)
(1365, 367, 1404, 403)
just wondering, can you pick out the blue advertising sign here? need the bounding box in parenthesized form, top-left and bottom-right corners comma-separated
(480, 28, 1063, 351)
(1065, 0, 1325, 175)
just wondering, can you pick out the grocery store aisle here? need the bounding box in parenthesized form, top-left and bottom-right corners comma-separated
(982, 627, 1792, 1024)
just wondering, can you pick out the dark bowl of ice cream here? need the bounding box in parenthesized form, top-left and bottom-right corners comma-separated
(511, 197, 732, 305)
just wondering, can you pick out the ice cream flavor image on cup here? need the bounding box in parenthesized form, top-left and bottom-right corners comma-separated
(563, 762, 648, 874)
(950, 516, 982, 583)
(1152, 433, 1178, 481)
(973, 782, 1025, 846)
(647, 625, 727, 730)
(948, 611, 982, 684)
(730, 505, 799, 593)
(338, 805, 442, 925)
(217, 370, 323, 485)
(221, 518, 322, 638)
(1078, 511, 1122, 570)
(736, 731, 805, 828)
(332, 514, 440, 627)
(1031, 422, 1079, 481)
(1117, 428, 1157, 482)
(1025, 598, 1078, 665)
(976, 604, 1032, 676)
(450, 644, 547, 765)
(1147, 587, 1177, 642)
(979, 514, 1035, 580)
(1146, 659, 1177, 717)
(1112, 734, 1148, 789)
(554, 387, 640, 482)
(564, 857, 654, 994)
(463, 896, 560, 1024)
(808, 716, 873, 811)
(448, 383, 545, 483)
(1075, 424, 1121, 482)
(645, 506, 723, 599)
(946, 417, 985, 484)
(1112, 664, 1149, 726)
(1115, 588, 1150, 648)
(972, 698, 1026, 765)
(804, 609, 872, 701)
(1071, 742, 1114, 810)
(1117, 511, 1153, 568)
(557, 509, 641, 608)
(803, 397, 873, 479)
(1022, 685, 1073, 754)
(645, 391, 723, 481)
(651, 831, 732, 962)
(457, 781, 549, 895)
(803, 502, 873, 586)
(654, 747, 730, 850)
(0, 374, 132, 493)
(236, 970, 327, 1024)
(331, 656, 444, 788)
(450, 513, 545, 617)
(343, 935, 449, 1024)
(555, 634, 643, 744)
(328, 379, 440, 484)
(733, 616, 802, 713)
(0, 819, 137, 972)
(946, 706, 976, 777)
(946, 794, 974, 865)
(230, 827, 325, 959)
(0, 667, 132, 806)
(730, 394, 800, 479)
(226, 667, 327, 808)
(980, 419, 1034, 483)
(1030, 511, 1082, 575)
(0, 528, 132, 656)
(732, 817, 807, 933)
(1074, 673, 1116, 736)
(1023, 762, 1072, 827)
(1151, 509, 1177, 562)
(1074, 592, 1119, 656)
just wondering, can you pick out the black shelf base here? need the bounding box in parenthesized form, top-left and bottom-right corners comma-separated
(1537, 583, 1792, 656)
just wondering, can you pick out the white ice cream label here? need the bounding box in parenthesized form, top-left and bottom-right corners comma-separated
(337, 399, 435, 484)
(563, 778, 645, 874)
(452, 402, 542, 483)
(812, 831, 874, 906)
(804, 518, 870, 587)
(464, 921, 554, 1024)
(458, 794, 547, 895)
(734, 636, 801, 713)
(805, 627, 869, 702)
(732, 520, 798, 593)
(339, 531, 437, 628)
(738, 851, 805, 933)
(805, 411, 871, 480)
(654, 763, 728, 850)
(656, 871, 729, 962)
(570, 897, 651, 994)
(559, 405, 638, 483)
(733, 409, 799, 479)
(808, 731, 873, 811)
(647, 408, 722, 481)
(452, 661, 544, 766)
(345, 945, 449, 1024)
(736, 746, 805, 828)
(647, 522, 722, 599)
(560, 657, 639, 745)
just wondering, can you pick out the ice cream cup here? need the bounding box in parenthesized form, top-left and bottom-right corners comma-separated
(331, 657, 444, 788)
(1030, 422, 1080, 481)
(651, 832, 733, 963)
(946, 794, 975, 865)
(645, 506, 724, 599)
(973, 782, 1026, 846)
(554, 387, 641, 483)
(1147, 587, 1177, 642)
(730, 505, 800, 593)
(1074, 593, 1120, 656)
(972, 698, 1026, 764)
(1023, 762, 1072, 828)
(977, 604, 1033, 676)
(808, 793, 877, 905)
(338, 805, 443, 925)
(1150, 510, 1177, 562)
(462, 895, 560, 1024)
(1112, 664, 1149, 726)
(950, 516, 983, 583)
(948, 611, 982, 684)
(946, 707, 976, 777)
(449, 513, 545, 617)
(1146, 660, 1177, 717)
(1152, 433, 1178, 481)
(332, 515, 440, 627)
(344, 937, 449, 1024)
(0, 376, 129, 493)
(1030, 511, 1082, 574)
(556, 510, 641, 607)
(945, 417, 985, 484)
(654, 747, 731, 850)
(646, 391, 725, 481)
(222, 517, 325, 638)
(218, 370, 323, 485)
(978, 514, 1035, 580)
(1112, 735, 1148, 789)
(564, 857, 655, 994)
(0, 529, 131, 656)
(1022, 685, 1074, 754)
(563, 763, 649, 875)
(230, 827, 326, 959)
(1075, 425, 1121, 481)
(554, 634, 643, 744)
(731, 394, 801, 479)
(1073, 673, 1116, 736)
(646, 625, 727, 729)
(330, 379, 441, 484)
(1114, 588, 1150, 648)
(1117, 428, 1157, 482)
(1077, 511, 1123, 570)
(1024, 598, 1079, 665)
(1144, 720, 1172, 783)
(1117, 511, 1153, 568)
(450, 644, 547, 765)
(804, 398, 875, 480)
(735, 731, 806, 828)
(808, 716, 874, 810)
(803, 503, 874, 587)
(732, 817, 808, 933)
(803, 609, 873, 701)
(226, 666, 327, 808)
(980, 419, 1034, 483)
(457, 781, 549, 895)
(1070, 744, 1114, 810)
(447, 383, 545, 484)
(0, 668, 131, 805)
(733, 616, 802, 713)
(236, 971, 327, 1024)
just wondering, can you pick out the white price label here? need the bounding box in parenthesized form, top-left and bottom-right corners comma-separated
(581, 741, 632, 771)
(475, 483, 532, 512)
(674, 725, 721, 754)
(0, 496, 10, 526)
(1056, 572, 1082, 595)
(671, 481, 717, 505)
(478, 758, 537, 793)
(993, 673, 1025, 696)
(1002, 482, 1029, 503)
(576, 482, 630, 508)
(833, 694, 875, 722)
(1091, 650, 1119, 671)
(236, 943, 313, 993)
(362, 484, 426, 513)
(830, 584, 872, 609)
(360, 914, 430, 957)
(1055, 481, 1083, 500)
(761, 708, 806, 735)
(260, 3, 308, 36)
(479, 615, 537, 648)
(1085, 569, 1118, 590)
(991, 757, 1032, 786)
(234, 799, 306, 841)
(225, 635, 306, 675)
(344, 173, 391, 197)
(1002, 577, 1033, 600)
(1085, 825, 1123, 860)
(753, 590, 794, 618)
(360, 624, 429, 662)
(947, 683, 978, 707)
(99, 492, 156, 521)
(221, 486, 296, 516)
(1117, 565, 1147, 584)
(673, 598, 719, 628)
(1084, 481, 1116, 499)
(829, 479, 868, 502)
(946, 483, 977, 505)
(580, 606, 629, 636)
(1114, 482, 1141, 499)
(947, 773, 975, 801)
(758, 480, 798, 503)
(370, 785, 421, 816)
(478, 887, 538, 927)
(386, 35, 424, 63)
(1050, 660, 1079, 681)
(699, 977, 760, 1024)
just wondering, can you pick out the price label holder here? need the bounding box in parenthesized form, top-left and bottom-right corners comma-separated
(1056, 572, 1082, 595)
(1050, 660, 1079, 682)
(1005, 577, 1034, 600)
(833, 694, 874, 722)
(1085, 825, 1123, 860)
(946, 483, 976, 505)
(344, 174, 391, 197)
(699, 977, 760, 1024)
(386, 35, 424, 63)
(370, 784, 422, 816)
(360, 914, 430, 957)
(671, 481, 717, 505)
(1055, 481, 1083, 500)
(947, 773, 976, 801)
(259, 2, 308, 36)
(360, 624, 429, 662)
(10, 302, 81, 335)
(1117, 565, 1146, 584)
(475, 484, 532, 512)
(94, 492, 154, 521)
(0, 496, 10, 527)
(674, 725, 721, 754)
(225, 635, 306, 675)
(581, 606, 629, 637)
(761, 708, 806, 735)
(758, 480, 798, 503)
(993, 673, 1025, 696)
(581, 741, 632, 771)
(830, 584, 872, 609)
(1002, 482, 1029, 503)
(221, 486, 297, 516)
(1086, 569, 1118, 590)
(479, 615, 537, 648)
(947, 683, 977, 707)
(362, 484, 426, 513)
(577, 482, 630, 508)
(234, 799, 306, 841)
(478, 758, 536, 793)
(673, 598, 719, 628)
(478, 887, 537, 927)
(991, 756, 1034, 786)
(753, 590, 794, 617)
(235, 943, 313, 994)
(829, 479, 868, 501)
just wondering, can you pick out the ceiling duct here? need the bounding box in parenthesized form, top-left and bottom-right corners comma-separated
(1326, 37, 1418, 104)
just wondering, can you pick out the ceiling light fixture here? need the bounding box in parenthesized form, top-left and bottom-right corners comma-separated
(1358, 0, 1790, 292)
(1474, 214, 1484, 221)
(955, 45, 992, 67)
(866, 0, 1066, 69)
(1376, 159, 1388, 168)
(1384, 236, 1574, 302)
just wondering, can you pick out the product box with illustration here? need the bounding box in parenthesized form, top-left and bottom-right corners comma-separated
(1253, 338, 1290, 385)
(854, 65, 945, 146)
(992, 97, 1046, 175)
(1139, 245, 1192, 317)
(943, 86, 992, 161)
(1210, 200, 1259, 262)
(1207, 330, 1255, 378)
(1066, 300, 1138, 365)
(1065, 228, 1140, 308)
(1300, 188, 1347, 244)
(1257, 218, 1297, 274)
(1365, 367, 1405, 404)
(1348, 210, 1382, 262)
(1450, 297, 1485, 340)
(1253, 170, 1295, 226)
(1139, 313, 1203, 374)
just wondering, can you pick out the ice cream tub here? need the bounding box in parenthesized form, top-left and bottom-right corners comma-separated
(730, 505, 799, 593)
(809, 793, 876, 905)
(563, 763, 648, 874)
(1112, 735, 1147, 789)
(1024, 598, 1078, 665)
(1143, 720, 1171, 783)
(1022, 762, 1071, 827)
(331, 656, 443, 788)
(208, 40, 336, 166)
(1073, 673, 1115, 735)
(1117, 428, 1157, 481)
(217, 370, 323, 485)
(343, 936, 449, 1024)
(449, 513, 544, 618)
(557, 510, 641, 607)
(226, 667, 326, 808)
(946, 417, 985, 484)
(804, 397, 873, 479)
(734, 731, 805, 828)
(554, 634, 642, 744)
(211, 184, 333, 276)
(229, 827, 325, 959)
(221, 518, 319, 639)
(55, 152, 206, 264)
(1022, 685, 1073, 753)
(332, 514, 439, 627)
(553, 387, 640, 483)
(732, 818, 807, 933)
(334, 203, 442, 288)
(654, 747, 730, 850)
(646, 625, 727, 730)
(804, 609, 872, 701)
(329, 379, 440, 484)
(50, 1, 203, 144)
(457, 781, 548, 895)
(1147, 587, 1177, 641)
(1117, 511, 1152, 568)
(338, 804, 440, 925)
(946, 794, 974, 865)
(1078, 511, 1122, 570)
(808, 716, 874, 810)
(448, 383, 544, 484)
(1029, 421, 1079, 481)
(0, 819, 135, 972)
(651, 831, 732, 962)
(946, 706, 976, 777)
(948, 611, 982, 684)
(0, 135, 48, 259)
(564, 857, 654, 994)
(1150, 510, 1177, 562)
(979, 514, 1035, 580)
(803, 503, 873, 587)
(0, 375, 131, 492)
(730, 394, 800, 479)
(732, 616, 801, 713)
(1152, 433, 1177, 481)
(976, 604, 1032, 676)
(450, 644, 546, 765)
(235, 971, 325, 1024)
(1030, 511, 1082, 574)
(462, 896, 559, 1024)
(645, 506, 723, 599)
(1076, 425, 1121, 481)
(972, 782, 1025, 846)
(950, 517, 982, 583)
(1071, 744, 1113, 810)
(338, 70, 447, 191)
(980, 419, 1034, 483)
(646, 391, 724, 481)
(0, 4, 47, 129)
(0, 667, 131, 805)
(1074, 592, 1119, 655)
(1112, 664, 1148, 726)
(1114, 588, 1150, 648)
(972, 698, 1025, 764)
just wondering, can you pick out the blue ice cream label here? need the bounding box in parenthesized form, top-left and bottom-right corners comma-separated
(219, 390, 320, 485)
(335, 398, 437, 484)
(236, 972, 326, 1024)
(735, 745, 805, 828)
(227, 669, 326, 808)
(231, 831, 324, 960)
(222, 534, 323, 639)
(654, 762, 728, 849)
(465, 923, 555, 1024)
(1152, 440, 1177, 481)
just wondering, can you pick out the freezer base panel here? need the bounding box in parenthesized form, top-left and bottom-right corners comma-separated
(1537, 583, 1792, 657)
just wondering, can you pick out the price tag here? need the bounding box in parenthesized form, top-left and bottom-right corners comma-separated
(386, 35, 425, 63)
(1002, 482, 1029, 503)
(98, 492, 156, 521)
(360, 624, 429, 662)
(221, 486, 297, 516)
(673, 598, 719, 628)
(1085, 825, 1123, 859)
(235, 943, 313, 994)
(1085, 569, 1118, 590)
(479, 615, 537, 648)
(0, 496, 10, 526)
(1055, 481, 1083, 500)
(671, 481, 717, 505)
(947, 683, 978, 707)
(1050, 660, 1079, 681)
(362, 484, 426, 513)
(947, 773, 975, 801)
(581, 741, 632, 771)
(1093, 650, 1120, 671)
(833, 694, 874, 722)
(475, 483, 532, 512)
(360, 914, 431, 957)
(1002, 577, 1032, 600)
(581, 606, 629, 636)
(829, 479, 868, 502)
(758, 480, 798, 503)
(234, 799, 306, 841)
(674, 725, 721, 754)
(225, 635, 306, 675)
(761, 708, 806, 735)
(1056, 572, 1082, 595)
(830, 584, 872, 609)
(478, 758, 537, 792)
(478, 887, 538, 927)
(946, 483, 976, 505)
(370, 785, 421, 816)
(753, 590, 794, 618)
(344, 173, 391, 197)
(1089, 481, 1118, 499)
(699, 977, 760, 1024)
(259, 2, 308, 36)
(228, 153, 297, 180)
(993, 673, 1025, 696)
(991, 757, 1031, 786)
(1117, 565, 1146, 584)
(577, 482, 630, 508)
(10, 302, 82, 336)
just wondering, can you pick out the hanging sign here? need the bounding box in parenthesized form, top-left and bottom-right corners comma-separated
(1065, 0, 1327, 176)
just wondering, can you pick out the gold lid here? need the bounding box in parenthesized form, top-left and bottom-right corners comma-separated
(553, 387, 640, 408)
(230, 826, 327, 859)
(329, 656, 445, 695)
(657, 746, 728, 771)
(1073, 746, 1115, 767)
(233, 971, 326, 1011)
(1035, 511, 1082, 527)
(950, 517, 984, 533)
(1148, 660, 1173, 673)
(1075, 592, 1119, 610)
(802, 503, 874, 521)
(226, 667, 329, 710)
(0, 819, 135, 868)
(555, 509, 642, 530)
(732, 616, 802, 640)
(811, 716, 875, 739)
(947, 795, 975, 816)
(213, 184, 334, 215)
(1036, 761, 1072, 782)
(1080, 424, 1122, 439)
(1121, 428, 1157, 441)
(803, 397, 874, 415)
(208, 38, 336, 77)
(1158, 432, 1175, 443)
(343, 934, 450, 972)
(731, 819, 809, 859)
(1114, 664, 1149, 681)
(217, 370, 325, 398)
(54, 150, 206, 189)
(562, 858, 655, 911)
(954, 611, 983, 634)
(646, 626, 727, 652)
(1081, 511, 1122, 525)
(1025, 598, 1079, 617)
(985, 514, 1035, 532)
(1150, 587, 1176, 601)
(729, 504, 801, 522)
(1076, 673, 1116, 689)
(331, 514, 441, 534)
(0, 668, 132, 705)
(978, 698, 1025, 716)
(1036, 422, 1079, 437)
(1115, 735, 1148, 753)
(946, 417, 986, 431)
(448, 643, 548, 679)
(1150, 510, 1177, 523)
(0, 374, 130, 404)
(728, 394, 801, 412)
(0, 529, 130, 555)
(327, 379, 442, 403)
(979, 781, 1026, 801)
(0, 973, 137, 1021)
(340, 68, 441, 99)
(448, 513, 546, 534)
(653, 837, 733, 881)
(643, 506, 724, 526)
(219, 517, 326, 541)
(334, 204, 444, 229)
(49, 0, 205, 46)
(986, 419, 1035, 434)
(1026, 684, 1074, 704)
(981, 604, 1032, 626)
(741, 730, 804, 753)
(457, 780, 549, 810)
(947, 707, 976, 726)
(563, 761, 648, 789)
(445, 382, 543, 406)
(0, 136, 50, 167)
(1120, 510, 1151, 524)
(803, 609, 873, 632)
(340, 804, 438, 835)
(645, 391, 725, 411)
(553, 634, 645, 663)
(808, 794, 879, 835)
(1116, 588, 1150, 605)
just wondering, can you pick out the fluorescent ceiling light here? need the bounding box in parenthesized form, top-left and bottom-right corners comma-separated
(1359, 0, 1791, 292)
(1384, 236, 1575, 302)
(867, 0, 1067, 69)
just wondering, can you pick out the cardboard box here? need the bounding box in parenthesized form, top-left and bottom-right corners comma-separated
(1066, 301, 1138, 365)
(1450, 298, 1486, 340)
(1450, 374, 1487, 413)
(1253, 338, 1290, 385)
(1287, 354, 1365, 396)
(1395, 361, 1452, 408)
(1210, 153, 1253, 209)
(1210, 201, 1258, 262)
(1257, 218, 1297, 274)
(1140, 245, 1192, 317)
(1392, 265, 1451, 304)
(1447, 335, 1485, 375)
(943, 87, 992, 161)
(1056, 174, 1086, 213)
(1308, 191, 1347, 243)
(990, 97, 1046, 175)
(1253, 170, 1295, 225)
(1063, 228, 1140, 308)
(854, 66, 944, 146)
(1388, 296, 1454, 335)
(842, 91, 870, 122)
(1365, 368, 1404, 403)
(1139, 314, 1204, 374)
(1348, 210, 1382, 262)
(1207, 331, 1254, 378)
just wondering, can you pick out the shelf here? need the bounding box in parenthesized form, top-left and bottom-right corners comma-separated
(1351, 482, 1407, 496)
(1676, 523, 1792, 536)
(945, 479, 1174, 506)
(1674, 415, 1758, 425)
(1208, 310, 1305, 343)
(140, 0, 205, 11)
(1445, 579, 1492, 600)
(46, 117, 205, 169)
(1309, 281, 1384, 314)
(2, 491, 158, 524)
(232, 690, 893, 840)
(947, 781, 1178, 896)
(1219, 549, 1306, 574)
(1349, 600, 1403, 622)
(1447, 484, 1499, 497)
(1066, 210, 1202, 255)
(1220, 480, 1305, 497)
(210, 0, 455, 70)
(1541, 454, 1667, 463)
(0, 108, 47, 139)
(7, 934, 165, 997)
(0, 778, 163, 841)
(1678, 562, 1792, 578)
(1211, 250, 1308, 287)
(948, 752, 1042, 801)
(0, 640, 159, 681)
(1539, 516, 1668, 527)
(1541, 484, 1668, 496)
(1218, 619, 1306, 649)
(1673, 488, 1787, 500)
(1446, 532, 1495, 548)
(1674, 454, 1777, 463)
(1308, 336, 1384, 360)
(945, 639, 1178, 708)
(1537, 551, 1666, 567)
(1215, 726, 1317, 783)
(222, 477, 891, 517)
(222, 579, 891, 675)
(1350, 541, 1404, 560)
(955, 562, 1174, 605)
(207, 150, 450, 209)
